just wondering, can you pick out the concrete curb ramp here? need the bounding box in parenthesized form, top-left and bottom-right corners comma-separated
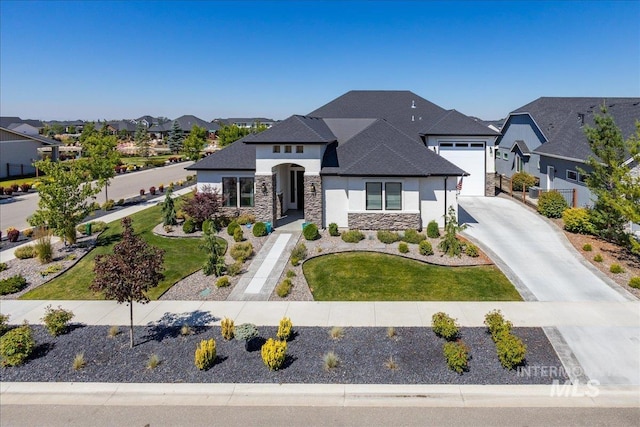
(1, 382, 638, 408)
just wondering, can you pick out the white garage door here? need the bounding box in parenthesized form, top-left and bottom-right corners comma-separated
(439, 143, 485, 196)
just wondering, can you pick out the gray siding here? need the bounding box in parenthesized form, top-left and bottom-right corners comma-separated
(495, 114, 545, 180)
(539, 156, 594, 207)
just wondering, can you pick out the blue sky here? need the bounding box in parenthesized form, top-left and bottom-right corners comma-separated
(1, 1, 638, 121)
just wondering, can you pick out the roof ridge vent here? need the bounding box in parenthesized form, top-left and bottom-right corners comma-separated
(411, 100, 416, 109)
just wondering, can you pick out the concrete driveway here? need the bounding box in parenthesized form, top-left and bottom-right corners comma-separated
(458, 196, 632, 302)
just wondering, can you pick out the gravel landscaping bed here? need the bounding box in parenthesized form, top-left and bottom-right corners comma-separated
(0, 324, 568, 385)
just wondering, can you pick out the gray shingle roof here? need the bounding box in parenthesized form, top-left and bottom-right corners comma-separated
(511, 140, 531, 156)
(150, 115, 219, 133)
(186, 135, 256, 171)
(321, 119, 467, 177)
(0, 117, 44, 128)
(420, 109, 500, 136)
(514, 97, 640, 161)
(246, 115, 336, 144)
(0, 127, 60, 145)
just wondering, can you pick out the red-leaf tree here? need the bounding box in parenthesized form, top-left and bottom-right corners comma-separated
(182, 185, 223, 226)
(91, 216, 164, 348)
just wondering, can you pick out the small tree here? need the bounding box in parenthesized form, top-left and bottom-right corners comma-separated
(181, 185, 222, 227)
(201, 231, 226, 276)
(161, 189, 177, 226)
(79, 133, 120, 202)
(217, 124, 250, 148)
(181, 124, 206, 160)
(438, 206, 467, 257)
(134, 122, 151, 158)
(167, 120, 184, 154)
(92, 217, 164, 348)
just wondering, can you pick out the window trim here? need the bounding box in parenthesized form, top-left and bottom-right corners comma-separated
(385, 182, 402, 210)
(284, 145, 292, 153)
(566, 170, 578, 182)
(296, 145, 303, 153)
(365, 181, 403, 211)
(222, 176, 255, 208)
(366, 182, 382, 210)
(272, 145, 280, 153)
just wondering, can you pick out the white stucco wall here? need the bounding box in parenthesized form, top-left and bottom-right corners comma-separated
(0, 139, 42, 179)
(195, 170, 255, 193)
(255, 145, 324, 175)
(425, 135, 496, 174)
(420, 176, 458, 227)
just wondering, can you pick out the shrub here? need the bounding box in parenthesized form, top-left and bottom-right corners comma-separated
(276, 278, 293, 298)
(252, 222, 267, 237)
(629, 277, 640, 289)
(427, 220, 440, 238)
(234, 323, 258, 342)
(0, 263, 7, 273)
(180, 324, 193, 336)
(0, 314, 9, 336)
(384, 356, 399, 370)
(102, 199, 115, 211)
(323, 351, 340, 370)
(227, 221, 240, 236)
(233, 227, 244, 242)
(377, 230, 400, 244)
(484, 310, 513, 342)
(181, 218, 195, 234)
(84, 221, 108, 233)
(221, 318, 234, 340)
(158, 184, 164, 193)
(495, 333, 527, 370)
(286, 270, 296, 278)
(139, 189, 145, 196)
(40, 264, 63, 277)
(537, 191, 568, 218)
(42, 305, 74, 336)
(116, 198, 125, 206)
(594, 254, 603, 262)
(0, 275, 27, 295)
(230, 242, 253, 262)
(194, 338, 217, 370)
(6, 227, 19, 242)
(73, 353, 86, 371)
(14, 246, 34, 259)
(291, 243, 308, 260)
(216, 276, 230, 288)
(33, 229, 53, 264)
(22, 228, 34, 238)
(261, 339, 287, 371)
(402, 229, 426, 244)
(236, 214, 256, 225)
(341, 230, 365, 243)
(0, 324, 35, 366)
(202, 219, 214, 235)
(465, 243, 479, 257)
(511, 171, 536, 191)
(20, 183, 32, 192)
(328, 222, 340, 237)
(562, 208, 595, 234)
(329, 326, 344, 340)
(290, 257, 300, 266)
(398, 242, 409, 253)
(443, 340, 470, 374)
(108, 325, 120, 338)
(226, 262, 242, 276)
(386, 326, 397, 339)
(582, 243, 593, 252)
(431, 312, 459, 340)
(303, 223, 319, 241)
(439, 206, 466, 257)
(610, 264, 624, 274)
(419, 240, 434, 256)
(147, 354, 160, 370)
(149, 186, 156, 195)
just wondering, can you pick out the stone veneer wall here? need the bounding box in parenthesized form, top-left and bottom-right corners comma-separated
(219, 206, 255, 220)
(348, 212, 421, 230)
(254, 175, 277, 225)
(304, 175, 322, 226)
(485, 172, 496, 197)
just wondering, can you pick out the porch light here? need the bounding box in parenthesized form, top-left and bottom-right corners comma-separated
(261, 182, 268, 194)
(310, 183, 316, 193)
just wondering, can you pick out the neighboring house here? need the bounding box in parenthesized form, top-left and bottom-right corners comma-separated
(0, 117, 44, 135)
(213, 118, 277, 129)
(496, 97, 640, 207)
(187, 90, 499, 230)
(106, 120, 137, 135)
(0, 127, 60, 178)
(149, 115, 220, 139)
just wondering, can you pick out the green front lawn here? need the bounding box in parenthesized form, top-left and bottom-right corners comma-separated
(21, 202, 225, 300)
(303, 252, 522, 301)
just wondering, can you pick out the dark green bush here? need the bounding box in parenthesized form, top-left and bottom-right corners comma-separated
(328, 223, 340, 237)
(226, 262, 242, 276)
(629, 277, 640, 289)
(0, 324, 35, 366)
(562, 208, 595, 234)
(276, 278, 292, 297)
(537, 191, 568, 218)
(483, 310, 513, 342)
(227, 221, 240, 236)
(236, 214, 256, 225)
(0, 314, 10, 336)
(0, 275, 27, 295)
(419, 240, 433, 256)
(202, 219, 214, 235)
(495, 333, 527, 370)
(398, 242, 409, 253)
(42, 305, 74, 336)
(182, 219, 196, 234)
(465, 244, 479, 257)
(377, 230, 400, 244)
(0, 262, 8, 272)
(512, 171, 536, 191)
(303, 223, 319, 241)
(341, 230, 364, 243)
(402, 229, 426, 244)
(431, 312, 459, 340)
(427, 220, 440, 238)
(253, 222, 267, 237)
(443, 340, 469, 374)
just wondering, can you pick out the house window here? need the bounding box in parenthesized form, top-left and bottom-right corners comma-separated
(296, 145, 303, 153)
(495, 149, 500, 159)
(515, 155, 524, 172)
(285, 145, 292, 153)
(240, 178, 255, 207)
(578, 172, 588, 184)
(366, 182, 382, 210)
(566, 170, 577, 181)
(273, 146, 280, 153)
(503, 152, 508, 160)
(222, 177, 237, 207)
(385, 182, 402, 210)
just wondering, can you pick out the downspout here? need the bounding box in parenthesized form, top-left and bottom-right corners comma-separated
(444, 176, 448, 226)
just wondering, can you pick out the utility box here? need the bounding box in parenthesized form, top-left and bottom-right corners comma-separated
(85, 223, 92, 235)
(529, 186, 540, 198)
